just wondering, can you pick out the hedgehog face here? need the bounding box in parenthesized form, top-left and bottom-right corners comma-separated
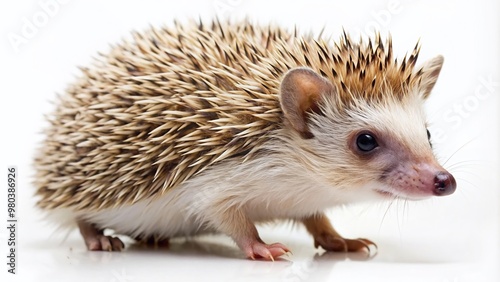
(337, 95, 456, 200)
(280, 56, 456, 201)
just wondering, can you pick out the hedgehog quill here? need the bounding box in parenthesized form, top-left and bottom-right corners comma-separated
(34, 20, 456, 260)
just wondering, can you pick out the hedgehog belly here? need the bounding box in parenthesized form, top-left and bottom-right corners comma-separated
(76, 154, 343, 240)
(79, 184, 215, 239)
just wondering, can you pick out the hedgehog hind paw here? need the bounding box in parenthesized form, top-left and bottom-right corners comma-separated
(77, 220, 124, 252)
(135, 235, 170, 248)
(86, 235, 124, 251)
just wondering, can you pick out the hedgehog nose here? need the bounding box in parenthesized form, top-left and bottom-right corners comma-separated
(433, 172, 456, 196)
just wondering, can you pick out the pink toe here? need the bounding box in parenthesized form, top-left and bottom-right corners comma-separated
(100, 236, 112, 252)
(247, 242, 290, 260)
(86, 239, 101, 251)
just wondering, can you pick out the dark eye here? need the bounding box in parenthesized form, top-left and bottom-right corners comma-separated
(356, 134, 378, 152)
(426, 129, 433, 148)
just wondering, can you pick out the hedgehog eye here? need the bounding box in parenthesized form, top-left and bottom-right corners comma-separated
(356, 133, 378, 152)
(426, 129, 433, 148)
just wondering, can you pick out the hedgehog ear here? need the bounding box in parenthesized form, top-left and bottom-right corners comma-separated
(417, 55, 444, 99)
(279, 67, 336, 139)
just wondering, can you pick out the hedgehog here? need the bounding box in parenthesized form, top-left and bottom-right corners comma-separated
(34, 19, 456, 260)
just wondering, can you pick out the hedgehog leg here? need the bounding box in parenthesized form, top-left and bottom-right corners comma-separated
(215, 208, 290, 261)
(302, 213, 377, 255)
(77, 220, 124, 252)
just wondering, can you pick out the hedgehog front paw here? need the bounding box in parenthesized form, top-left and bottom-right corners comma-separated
(242, 241, 291, 261)
(314, 234, 377, 254)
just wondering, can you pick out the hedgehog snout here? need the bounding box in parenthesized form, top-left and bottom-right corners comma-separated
(412, 163, 456, 197)
(381, 161, 457, 199)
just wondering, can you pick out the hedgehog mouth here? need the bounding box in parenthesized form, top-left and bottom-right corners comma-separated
(375, 189, 397, 198)
(375, 188, 430, 201)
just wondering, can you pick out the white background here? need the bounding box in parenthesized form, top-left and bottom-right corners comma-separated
(1, 0, 499, 281)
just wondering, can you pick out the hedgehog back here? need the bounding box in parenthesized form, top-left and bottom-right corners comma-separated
(34, 20, 420, 211)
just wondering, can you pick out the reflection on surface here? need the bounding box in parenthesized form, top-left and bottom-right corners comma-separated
(20, 227, 497, 282)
